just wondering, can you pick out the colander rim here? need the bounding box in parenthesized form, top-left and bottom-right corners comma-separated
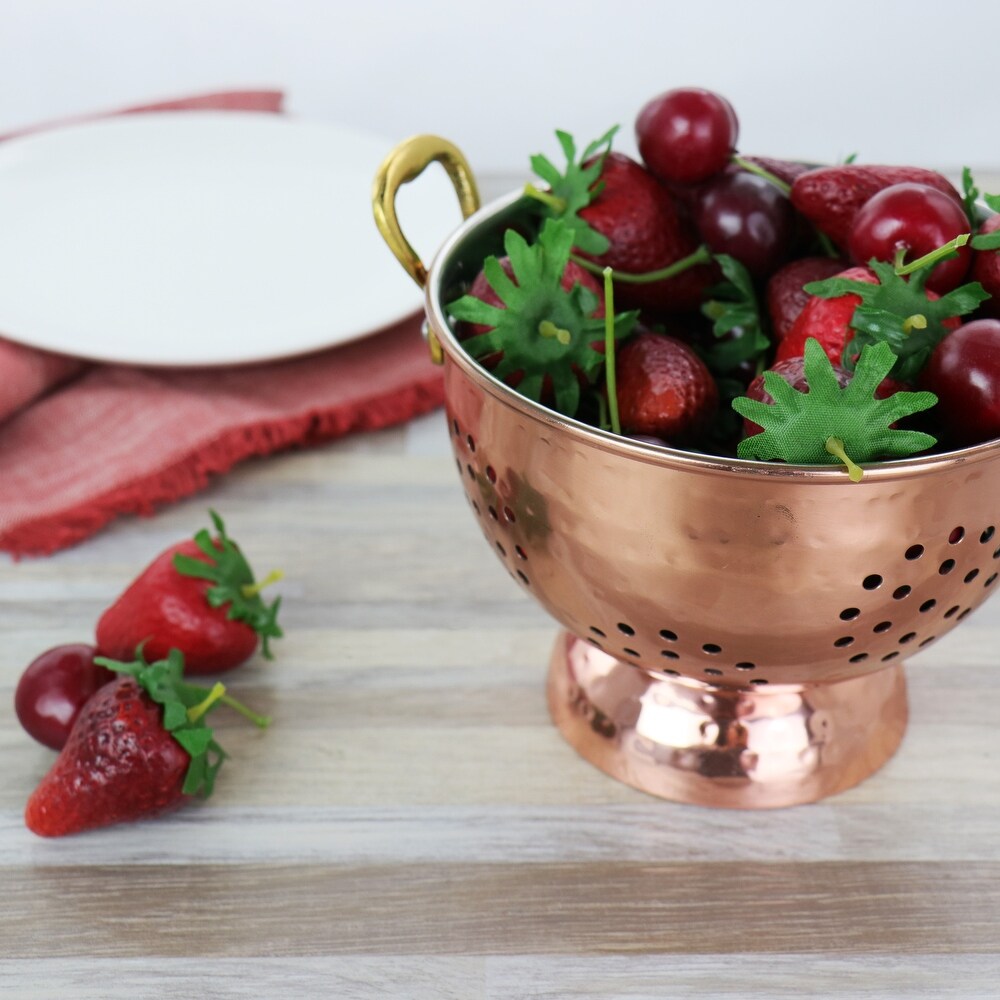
(425, 188, 1000, 484)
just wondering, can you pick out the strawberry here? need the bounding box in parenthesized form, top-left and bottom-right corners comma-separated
(773, 256, 982, 384)
(526, 130, 714, 314)
(767, 256, 853, 343)
(614, 330, 718, 443)
(458, 255, 604, 340)
(972, 213, 1000, 318)
(774, 266, 877, 366)
(790, 164, 962, 249)
(738, 155, 811, 189)
(446, 218, 637, 419)
(95, 511, 282, 675)
(732, 340, 938, 480)
(743, 353, 904, 438)
(24, 649, 269, 837)
(577, 152, 714, 312)
(742, 354, 851, 437)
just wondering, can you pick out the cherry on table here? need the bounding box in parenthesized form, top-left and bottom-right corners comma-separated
(14, 643, 116, 750)
(635, 87, 738, 185)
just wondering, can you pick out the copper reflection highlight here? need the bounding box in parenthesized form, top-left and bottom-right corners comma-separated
(548, 631, 907, 808)
(416, 186, 1000, 808)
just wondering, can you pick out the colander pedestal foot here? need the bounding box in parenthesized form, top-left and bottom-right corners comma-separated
(547, 630, 908, 809)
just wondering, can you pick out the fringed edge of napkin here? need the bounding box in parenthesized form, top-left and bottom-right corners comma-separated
(0, 374, 444, 558)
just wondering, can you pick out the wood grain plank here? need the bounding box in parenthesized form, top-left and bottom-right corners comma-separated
(7, 800, 1000, 867)
(4, 862, 1000, 958)
(0, 957, 486, 999)
(4, 954, 1000, 999)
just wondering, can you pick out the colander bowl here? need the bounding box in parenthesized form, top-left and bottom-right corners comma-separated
(373, 136, 1000, 808)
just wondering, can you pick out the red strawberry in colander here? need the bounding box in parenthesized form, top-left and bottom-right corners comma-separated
(767, 256, 852, 344)
(972, 213, 1000, 318)
(526, 129, 715, 314)
(614, 330, 718, 444)
(577, 152, 715, 312)
(791, 164, 963, 250)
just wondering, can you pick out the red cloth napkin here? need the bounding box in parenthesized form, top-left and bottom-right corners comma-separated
(0, 92, 444, 557)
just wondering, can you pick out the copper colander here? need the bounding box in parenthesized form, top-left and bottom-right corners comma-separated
(373, 136, 1000, 808)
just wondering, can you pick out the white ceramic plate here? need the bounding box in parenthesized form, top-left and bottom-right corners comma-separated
(0, 112, 464, 366)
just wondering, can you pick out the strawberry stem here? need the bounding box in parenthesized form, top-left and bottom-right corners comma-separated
(240, 568, 284, 599)
(523, 182, 568, 214)
(731, 155, 791, 195)
(187, 681, 227, 723)
(538, 319, 572, 346)
(603, 267, 621, 436)
(571, 244, 712, 284)
(894, 233, 969, 276)
(903, 314, 928, 334)
(825, 436, 864, 482)
(220, 693, 272, 729)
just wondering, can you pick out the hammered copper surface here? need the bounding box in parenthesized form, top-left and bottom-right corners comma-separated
(431, 260, 1000, 690)
(547, 630, 907, 808)
(378, 162, 1000, 806)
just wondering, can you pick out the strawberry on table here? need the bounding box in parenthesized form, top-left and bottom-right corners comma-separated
(24, 648, 269, 837)
(95, 510, 283, 675)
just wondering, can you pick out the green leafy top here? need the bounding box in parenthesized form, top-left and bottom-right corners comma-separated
(962, 167, 1000, 240)
(445, 218, 638, 417)
(803, 256, 988, 383)
(731, 339, 938, 480)
(699, 253, 770, 376)
(527, 127, 618, 256)
(172, 510, 283, 658)
(971, 183, 1000, 250)
(94, 648, 270, 797)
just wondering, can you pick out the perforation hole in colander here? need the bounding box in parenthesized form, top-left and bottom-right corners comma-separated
(448, 407, 998, 686)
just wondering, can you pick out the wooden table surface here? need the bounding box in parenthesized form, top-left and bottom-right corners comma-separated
(5, 171, 1000, 997)
(2, 409, 1000, 998)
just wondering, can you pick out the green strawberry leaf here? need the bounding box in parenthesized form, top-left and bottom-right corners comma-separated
(94, 647, 269, 798)
(172, 510, 283, 658)
(446, 218, 638, 417)
(527, 127, 618, 256)
(961, 169, 999, 243)
(803, 257, 989, 383)
(732, 339, 938, 479)
(698, 253, 770, 376)
(962, 166, 981, 226)
(972, 228, 1000, 251)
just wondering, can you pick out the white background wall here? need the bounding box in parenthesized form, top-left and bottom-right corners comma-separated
(0, 0, 997, 178)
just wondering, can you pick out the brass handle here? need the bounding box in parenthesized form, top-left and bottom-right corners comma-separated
(372, 134, 481, 289)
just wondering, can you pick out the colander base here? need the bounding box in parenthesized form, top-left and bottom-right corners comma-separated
(547, 630, 908, 809)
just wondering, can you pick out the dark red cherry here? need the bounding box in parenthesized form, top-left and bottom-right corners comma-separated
(635, 88, 739, 185)
(694, 171, 797, 279)
(921, 319, 1000, 446)
(14, 643, 115, 750)
(848, 182, 972, 293)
